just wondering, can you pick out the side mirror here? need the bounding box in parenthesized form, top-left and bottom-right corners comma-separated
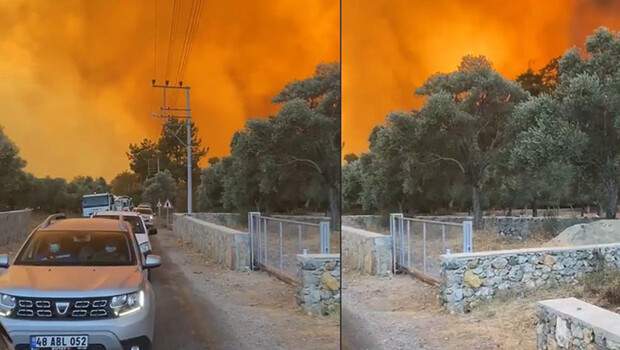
(0, 254, 10, 268)
(144, 255, 161, 269)
(148, 227, 158, 235)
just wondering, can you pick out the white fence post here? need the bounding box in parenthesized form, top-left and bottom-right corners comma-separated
(463, 220, 474, 253)
(319, 221, 330, 253)
(389, 213, 404, 273)
(248, 212, 261, 270)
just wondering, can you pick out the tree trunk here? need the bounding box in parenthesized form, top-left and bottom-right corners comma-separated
(531, 200, 538, 217)
(472, 185, 482, 230)
(604, 177, 618, 219)
(328, 185, 340, 231)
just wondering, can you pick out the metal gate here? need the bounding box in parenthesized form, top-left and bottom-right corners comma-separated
(390, 214, 473, 281)
(248, 212, 330, 284)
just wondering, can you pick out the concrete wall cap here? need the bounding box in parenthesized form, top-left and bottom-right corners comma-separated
(441, 242, 620, 260)
(538, 297, 620, 343)
(342, 225, 389, 238)
(296, 253, 340, 262)
(183, 215, 248, 235)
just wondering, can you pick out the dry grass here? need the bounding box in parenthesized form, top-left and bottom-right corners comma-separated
(473, 229, 557, 252)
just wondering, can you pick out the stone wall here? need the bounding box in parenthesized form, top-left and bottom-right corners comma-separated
(341, 215, 387, 233)
(440, 243, 620, 313)
(342, 225, 392, 276)
(173, 214, 250, 271)
(297, 254, 340, 316)
(342, 214, 595, 240)
(272, 214, 329, 222)
(192, 212, 243, 229)
(414, 215, 596, 240)
(536, 298, 620, 349)
(0, 209, 32, 246)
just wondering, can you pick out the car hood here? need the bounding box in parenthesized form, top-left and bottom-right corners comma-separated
(0, 265, 143, 297)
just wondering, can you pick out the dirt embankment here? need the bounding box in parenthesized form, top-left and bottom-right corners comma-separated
(546, 219, 620, 247)
(343, 272, 615, 350)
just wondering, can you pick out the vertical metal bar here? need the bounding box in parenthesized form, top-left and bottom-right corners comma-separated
(185, 88, 192, 214)
(248, 212, 254, 270)
(320, 221, 330, 253)
(423, 222, 427, 273)
(263, 218, 268, 263)
(390, 214, 396, 272)
(298, 225, 302, 252)
(463, 220, 473, 253)
(400, 218, 405, 267)
(279, 222, 283, 271)
(442, 224, 447, 253)
(407, 220, 411, 269)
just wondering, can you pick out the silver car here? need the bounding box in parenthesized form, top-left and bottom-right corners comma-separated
(0, 214, 160, 350)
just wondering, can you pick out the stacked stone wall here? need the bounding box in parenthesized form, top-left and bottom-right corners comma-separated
(297, 254, 340, 316)
(440, 243, 620, 312)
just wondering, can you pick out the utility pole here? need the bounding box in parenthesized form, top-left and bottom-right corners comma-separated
(151, 80, 193, 214)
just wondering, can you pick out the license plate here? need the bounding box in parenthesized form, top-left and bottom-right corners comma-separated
(30, 335, 88, 349)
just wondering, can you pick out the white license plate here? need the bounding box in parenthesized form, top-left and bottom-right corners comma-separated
(30, 335, 88, 349)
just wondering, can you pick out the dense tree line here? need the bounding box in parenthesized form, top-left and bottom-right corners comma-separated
(343, 27, 620, 229)
(196, 63, 341, 226)
(0, 127, 111, 213)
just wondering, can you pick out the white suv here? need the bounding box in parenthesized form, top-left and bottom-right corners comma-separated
(93, 211, 155, 256)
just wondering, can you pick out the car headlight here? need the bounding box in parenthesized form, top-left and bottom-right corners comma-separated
(110, 290, 144, 317)
(0, 294, 16, 316)
(139, 242, 151, 254)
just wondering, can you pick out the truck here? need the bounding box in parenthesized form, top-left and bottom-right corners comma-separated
(113, 195, 133, 211)
(81, 193, 115, 217)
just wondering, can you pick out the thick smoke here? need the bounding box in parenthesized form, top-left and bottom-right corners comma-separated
(343, 0, 620, 155)
(0, 0, 338, 179)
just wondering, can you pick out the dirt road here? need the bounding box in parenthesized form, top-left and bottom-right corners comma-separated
(151, 229, 340, 350)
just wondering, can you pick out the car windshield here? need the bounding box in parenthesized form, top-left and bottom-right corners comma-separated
(135, 208, 152, 215)
(15, 231, 135, 266)
(82, 195, 110, 208)
(96, 215, 145, 234)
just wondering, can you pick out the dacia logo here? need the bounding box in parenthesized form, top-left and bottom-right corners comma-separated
(55, 301, 70, 315)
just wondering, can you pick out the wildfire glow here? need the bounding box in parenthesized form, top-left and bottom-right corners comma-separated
(0, 0, 339, 180)
(343, 0, 620, 156)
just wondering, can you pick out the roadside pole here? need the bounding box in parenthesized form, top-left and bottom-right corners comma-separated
(151, 81, 193, 215)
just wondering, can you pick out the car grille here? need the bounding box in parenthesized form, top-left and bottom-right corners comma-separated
(12, 296, 114, 320)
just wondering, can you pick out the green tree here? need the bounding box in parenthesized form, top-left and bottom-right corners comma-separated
(111, 171, 142, 203)
(415, 55, 529, 228)
(197, 157, 231, 211)
(142, 170, 177, 207)
(553, 27, 620, 218)
(516, 57, 559, 96)
(127, 139, 158, 182)
(0, 126, 27, 210)
(156, 118, 207, 183)
(507, 94, 587, 215)
(270, 63, 341, 227)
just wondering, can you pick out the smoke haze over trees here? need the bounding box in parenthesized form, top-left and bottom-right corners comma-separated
(343, 27, 620, 223)
(196, 63, 341, 227)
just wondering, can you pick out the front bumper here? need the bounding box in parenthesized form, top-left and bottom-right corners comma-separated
(1, 298, 154, 350)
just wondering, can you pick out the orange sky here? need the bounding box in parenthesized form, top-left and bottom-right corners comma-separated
(343, 0, 620, 156)
(0, 0, 339, 180)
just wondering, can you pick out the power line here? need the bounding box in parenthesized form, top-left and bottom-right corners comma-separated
(153, 0, 158, 80)
(164, 0, 180, 80)
(175, 0, 198, 82)
(178, 0, 204, 82)
(176, 0, 203, 82)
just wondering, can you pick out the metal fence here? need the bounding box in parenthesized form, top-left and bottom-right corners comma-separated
(390, 213, 473, 280)
(248, 212, 331, 284)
